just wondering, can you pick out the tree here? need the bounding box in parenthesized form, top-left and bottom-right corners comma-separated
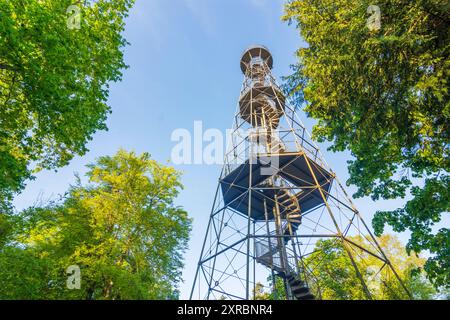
(253, 282, 270, 300)
(283, 0, 449, 288)
(304, 239, 367, 300)
(257, 235, 436, 300)
(0, 150, 192, 299)
(305, 234, 436, 300)
(0, 0, 135, 211)
(303, 235, 436, 300)
(254, 278, 286, 300)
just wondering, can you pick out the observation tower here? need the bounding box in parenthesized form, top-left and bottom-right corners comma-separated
(190, 46, 410, 300)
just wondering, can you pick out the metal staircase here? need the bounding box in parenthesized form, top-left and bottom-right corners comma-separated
(286, 274, 315, 300)
(255, 183, 315, 300)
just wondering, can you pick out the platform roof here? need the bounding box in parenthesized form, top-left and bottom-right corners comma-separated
(240, 45, 274, 74)
(220, 153, 333, 220)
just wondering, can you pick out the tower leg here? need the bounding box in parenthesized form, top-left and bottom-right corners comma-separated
(332, 178, 412, 299)
(246, 144, 254, 300)
(303, 154, 373, 300)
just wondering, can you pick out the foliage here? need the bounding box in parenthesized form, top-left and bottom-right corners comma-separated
(254, 277, 287, 300)
(0, 150, 192, 299)
(303, 235, 436, 300)
(283, 0, 449, 288)
(304, 239, 367, 300)
(0, 0, 135, 210)
(254, 282, 271, 300)
(0, 247, 53, 300)
(258, 235, 437, 300)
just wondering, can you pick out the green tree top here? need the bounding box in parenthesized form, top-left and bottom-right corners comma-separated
(1, 150, 192, 300)
(283, 0, 449, 288)
(0, 0, 135, 210)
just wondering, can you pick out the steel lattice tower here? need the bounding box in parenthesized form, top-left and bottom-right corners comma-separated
(190, 45, 410, 300)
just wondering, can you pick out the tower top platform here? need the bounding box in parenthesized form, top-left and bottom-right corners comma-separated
(240, 45, 273, 74)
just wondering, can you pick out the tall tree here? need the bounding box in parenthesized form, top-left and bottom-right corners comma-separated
(283, 0, 449, 288)
(0, 0, 134, 211)
(0, 150, 192, 299)
(257, 235, 436, 300)
(303, 235, 436, 300)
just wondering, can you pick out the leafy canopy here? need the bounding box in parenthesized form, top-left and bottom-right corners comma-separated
(0, 150, 192, 299)
(283, 0, 449, 288)
(302, 235, 436, 300)
(0, 0, 134, 210)
(256, 235, 437, 300)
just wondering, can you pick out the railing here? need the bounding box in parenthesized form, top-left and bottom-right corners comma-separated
(240, 76, 279, 100)
(255, 238, 284, 270)
(254, 224, 297, 275)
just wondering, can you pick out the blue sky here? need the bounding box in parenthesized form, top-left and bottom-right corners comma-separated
(13, 0, 433, 298)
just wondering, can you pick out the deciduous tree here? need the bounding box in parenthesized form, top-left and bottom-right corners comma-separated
(302, 235, 436, 300)
(0, 0, 135, 211)
(257, 235, 436, 300)
(283, 0, 449, 287)
(0, 150, 191, 300)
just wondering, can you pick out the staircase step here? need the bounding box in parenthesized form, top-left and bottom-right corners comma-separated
(281, 198, 293, 204)
(287, 213, 301, 219)
(289, 279, 305, 286)
(285, 274, 296, 281)
(292, 286, 309, 295)
(290, 282, 306, 289)
(278, 197, 290, 204)
(295, 292, 315, 300)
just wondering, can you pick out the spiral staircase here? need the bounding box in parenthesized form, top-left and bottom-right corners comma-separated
(255, 183, 315, 300)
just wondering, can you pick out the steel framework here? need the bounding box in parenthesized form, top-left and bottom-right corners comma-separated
(190, 45, 411, 300)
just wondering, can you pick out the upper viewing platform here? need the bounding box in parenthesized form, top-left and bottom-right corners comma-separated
(238, 45, 285, 129)
(240, 45, 273, 74)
